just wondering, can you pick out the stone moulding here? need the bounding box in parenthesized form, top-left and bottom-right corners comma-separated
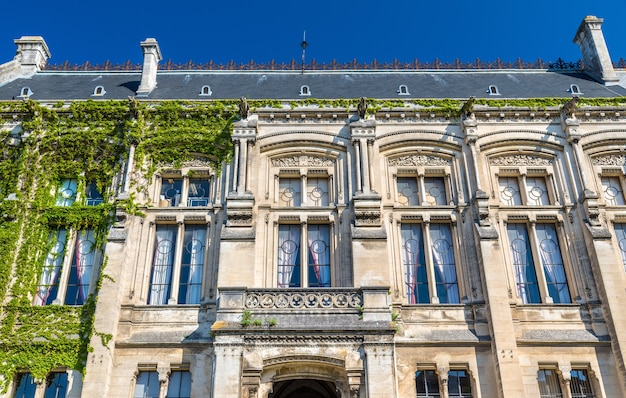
(244, 289, 363, 309)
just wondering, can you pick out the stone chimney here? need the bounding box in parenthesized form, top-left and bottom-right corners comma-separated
(573, 16, 619, 85)
(0, 36, 51, 85)
(136, 38, 162, 96)
(15, 36, 51, 71)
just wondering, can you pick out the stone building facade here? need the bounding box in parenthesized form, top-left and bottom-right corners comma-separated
(1, 15, 626, 398)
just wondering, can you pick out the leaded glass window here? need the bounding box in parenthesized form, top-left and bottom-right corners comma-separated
(178, 225, 206, 304)
(402, 223, 459, 304)
(424, 177, 447, 206)
(160, 178, 183, 207)
(398, 177, 419, 206)
(148, 225, 177, 305)
(187, 179, 210, 207)
(614, 223, 626, 271)
(306, 177, 329, 206)
(279, 178, 301, 207)
(55, 178, 77, 207)
(278, 224, 331, 288)
(601, 176, 625, 206)
(65, 229, 98, 305)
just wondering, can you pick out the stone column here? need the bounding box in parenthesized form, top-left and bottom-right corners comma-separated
(231, 122, 257, 197)
(212, 339, 244, 398)
(350, 120, 376, 195)
(362, 335, 396, 397)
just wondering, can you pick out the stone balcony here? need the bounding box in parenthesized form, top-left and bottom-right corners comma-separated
(213, 287, 394, 334)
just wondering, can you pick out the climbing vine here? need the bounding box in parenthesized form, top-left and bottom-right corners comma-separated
(0, 96, 624, 392)
(0, 99, 237, 392)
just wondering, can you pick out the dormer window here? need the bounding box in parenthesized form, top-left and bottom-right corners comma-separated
(200, 85, 212, 96)
(20, 87, 32, 98)
(569, 84, 583, 95)
(300, 85, 311, 96)
(397, 85, 410, 95)
(92, 86, 106, 96)
(488, 85, 500, 95)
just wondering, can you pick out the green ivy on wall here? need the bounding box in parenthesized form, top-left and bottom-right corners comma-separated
(0, 99, 239, 391)
(0, 96, 624, 392)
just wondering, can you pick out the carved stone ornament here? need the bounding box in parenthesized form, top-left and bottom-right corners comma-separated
(244, 289, 363, 309)
(354, 211, 381, 226)
(351, 386, 360, 398)
(227, 211, 253, 225)
(488, 154, 553, 166)
(388, 155, 451, 167)
(271, 155, 334, 167)
(591, 154, 626, 166)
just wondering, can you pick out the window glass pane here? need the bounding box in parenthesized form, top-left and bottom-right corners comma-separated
(44, 372, 68, 398)
(602, 176, 625, 206)
(499, 177, 522, 206)
(614, 223, 626, 272)
(307, 224, 330, 287)
(179, 225, 206, 304)
(13, 373, 37, 398)
(424, 177, 447, 206)
(279, 178, 301, 207)
(160, 178, 183, 207)
(430, 224, 459, 304)
(306, 177, 329, 206)
(187, 179, 209, 207)
(56, 178, 77, 206)
(167, 371, 192, 398)
(397, 177, 419, 206)
(278, 225, 301, 287)
(35, 228, 68, 306)
(507, 224, 541, 303)
(536, 224, 570, 304)
(570, 369, 595, 398)
(537, 369, 562, 397)
(526, 177, 550, 205)
(401, 224, 429, 304)
(448, 370, 472, 397)
(148, 225, 177, 304)
(416, 370, 440, 397)
(134, 371, 160, 398)
(86, 181, 103, 206)
(65, 229, 98, 305)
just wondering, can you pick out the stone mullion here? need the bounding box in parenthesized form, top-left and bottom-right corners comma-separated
(529, 221, 553, 304)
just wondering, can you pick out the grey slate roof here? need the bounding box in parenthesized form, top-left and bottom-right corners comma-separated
(1, 69, 625, 101)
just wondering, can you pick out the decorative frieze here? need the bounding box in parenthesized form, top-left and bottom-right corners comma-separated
(489, 154, 553, 166)
(592, 154, 626, 166)
(244, 289, 363, 309)
(271, 155, 334, 167)
(388, 154, 451, 167)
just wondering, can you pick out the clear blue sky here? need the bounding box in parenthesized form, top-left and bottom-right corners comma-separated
(2, 1, 625, 67)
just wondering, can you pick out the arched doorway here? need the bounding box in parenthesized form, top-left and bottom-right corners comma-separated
(268, 379, 340, 398)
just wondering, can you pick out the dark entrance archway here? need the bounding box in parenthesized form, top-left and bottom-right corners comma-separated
(268, 379, 340, 398)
